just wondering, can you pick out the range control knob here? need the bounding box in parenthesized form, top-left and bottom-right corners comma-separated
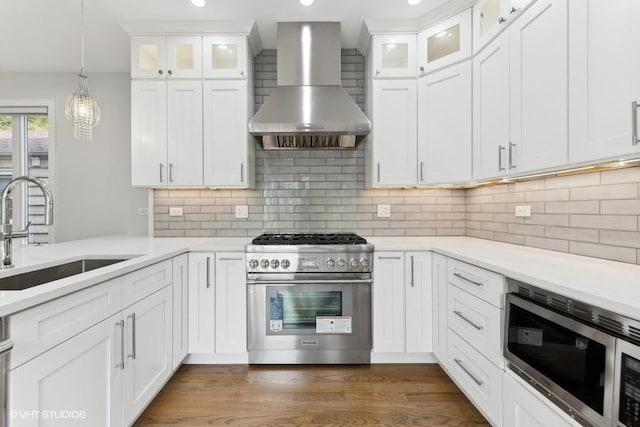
(349, 259, 359, 269)
(270, 259, 280, 269)
(326, 259, 336, 269)
(248, 259, 259, 269)
(281, 259, 290, 269)
(360, 259, 370, 269)
(260, 259, 270, 269)
(336, 258, 346, 269)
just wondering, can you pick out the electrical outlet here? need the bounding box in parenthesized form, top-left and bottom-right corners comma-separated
(515, 205, 531, 217)
(377, 205, 391, 218)
(137, 207, 148, 216)
(169, 207, 183, 217)
(235, 205, 249, 219)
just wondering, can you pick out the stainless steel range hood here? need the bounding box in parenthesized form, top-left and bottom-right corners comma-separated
(248, 22, 371, 150)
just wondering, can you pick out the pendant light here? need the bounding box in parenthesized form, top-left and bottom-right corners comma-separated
(65, 0, 101, 141)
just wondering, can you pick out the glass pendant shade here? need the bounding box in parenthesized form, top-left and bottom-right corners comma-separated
(65, 73, 101, 141)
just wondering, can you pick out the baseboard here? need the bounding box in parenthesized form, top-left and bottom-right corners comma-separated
(184, 353, 249, 364)
(370, 352, 438, 363)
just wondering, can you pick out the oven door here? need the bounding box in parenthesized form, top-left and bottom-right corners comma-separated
(614, 338, 640, 427)
(247, 280, 372, 352)
(504, 294, 615, 427)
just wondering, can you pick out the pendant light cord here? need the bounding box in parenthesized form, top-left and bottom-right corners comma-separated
(80, 0, 86, 77)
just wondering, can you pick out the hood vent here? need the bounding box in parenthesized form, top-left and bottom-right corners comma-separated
(249, 22, 371, 150)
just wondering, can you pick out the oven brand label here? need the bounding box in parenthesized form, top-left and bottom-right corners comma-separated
(270, 296, 283, 332)
(316, 316, 352, 334)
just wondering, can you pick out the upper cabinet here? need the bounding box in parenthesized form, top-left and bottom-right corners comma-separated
(417, 9, 472, 76)
(568, 0, 640, 163)
(203, 36, 248, 79)
(473, 0, 537, 53)
(131, 36, 202, 79)
(371, 35, 417, 79)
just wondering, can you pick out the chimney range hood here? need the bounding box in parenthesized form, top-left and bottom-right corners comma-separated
(248, 22, 371, 149)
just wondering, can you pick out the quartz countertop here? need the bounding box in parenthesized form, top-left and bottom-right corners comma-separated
(1, 234, 639, 322)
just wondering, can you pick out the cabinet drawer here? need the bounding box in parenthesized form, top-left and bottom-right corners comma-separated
(447, 258, 504, 307)
(122, 260, 172, 308)
(448, 330, 502, 426)
(448, 285, 503, 368)
(7, 278, 123, 370)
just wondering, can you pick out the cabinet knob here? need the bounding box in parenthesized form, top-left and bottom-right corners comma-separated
(158, 70, 163, 75)
(375, 69, 381, 75)
(239, 70, 245, 76)
(419, 66, 424, 73)
(498, 17, 506, 24)
(167, 70, 173, 76)
(510, 6, 517, 14)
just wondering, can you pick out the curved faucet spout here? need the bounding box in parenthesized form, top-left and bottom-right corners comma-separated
(1, 176, 54, 227)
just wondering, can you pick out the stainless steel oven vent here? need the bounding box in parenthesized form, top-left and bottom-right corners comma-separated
(262, 134, 356, 149)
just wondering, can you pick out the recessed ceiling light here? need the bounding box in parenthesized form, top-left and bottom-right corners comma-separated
(300, 0, 314, 5)
(408, 0, 422, 4)
(191, 0, 206, 7)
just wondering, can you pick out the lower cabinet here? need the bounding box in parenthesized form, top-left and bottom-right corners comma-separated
(502, 371, 580, 427)
(372, 251, 432, 358)
(172, 254, 189, 369)
(188, 253, 215, 353)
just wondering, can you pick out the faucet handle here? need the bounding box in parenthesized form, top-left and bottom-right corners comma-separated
(15, 221, 32, 234)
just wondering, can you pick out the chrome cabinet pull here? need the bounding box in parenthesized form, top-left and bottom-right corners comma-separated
(240, 70, 245, 76)
(420, 161, 424, 181)
(375, 69, 381, 75)
(218, 257, 243, 261)
(410, 255, 415, 287)
(127, 314, 136, 360)
(240, 163, 244, 183)
(454, 310, 484, 331)
(498, 145, 506, 171)
(167, 70, 173, 76)
(498, 17, 506, 24)
(169, 163, 174, 182)
(377, 163, 381, 182)
(378, 256, 402, 260)
(0, 338, 13, 355)
(160, 163, 165, 182)
(115, 320, 125, 369)
(510, 6, 517, 14)
(453, 272, 484, 287)
(633, 101, 639, 146)
(158, 70, 163, 75)
(206, 257, 211, 288)
(454, 358, 484, 386)
(509, 142, 516, 169)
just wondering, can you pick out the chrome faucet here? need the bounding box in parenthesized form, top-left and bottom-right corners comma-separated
(0, 176, 53, 268)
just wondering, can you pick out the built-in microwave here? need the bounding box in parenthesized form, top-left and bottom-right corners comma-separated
(505, 278, 640, 427)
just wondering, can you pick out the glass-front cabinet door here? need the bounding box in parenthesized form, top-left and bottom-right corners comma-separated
(131, 36, 167, 79)
(473, 0, 537, 53)
(417, 9, 472, 75)
(166, 36, 202, 78)
(203, 35, 248, 79)
(371, 35, 417, 79)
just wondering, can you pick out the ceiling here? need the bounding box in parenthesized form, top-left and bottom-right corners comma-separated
(0, 0, 465, 73)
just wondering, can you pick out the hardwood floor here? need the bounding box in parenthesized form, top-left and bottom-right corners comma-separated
(135, 364, 489, 426)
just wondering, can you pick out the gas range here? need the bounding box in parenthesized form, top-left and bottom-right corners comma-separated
(245, 233, 373, 275)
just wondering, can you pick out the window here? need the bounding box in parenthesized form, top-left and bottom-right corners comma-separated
(0, 105, 51, 244)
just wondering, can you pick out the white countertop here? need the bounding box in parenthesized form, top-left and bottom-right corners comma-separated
(1, 234, 639, 322)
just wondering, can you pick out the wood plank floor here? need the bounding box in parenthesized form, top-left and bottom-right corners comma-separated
(135, 364, 489, 426)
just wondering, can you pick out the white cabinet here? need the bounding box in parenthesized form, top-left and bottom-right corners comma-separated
(473, 0, 536, 53)
(473, 31, 510, 180)
(371, 35, 417, 79)
(203, 36, 248, 79)
(417, 9, 472, 76)
(172, 254, 189, 369)
(568, 0, 640, 163)
(418, 61, 472, 184)
(8, 314, 123, 427)
(214, 253, 247, 354)
(122, 285, 173, 424)
(131, 36, 202, 79)
(368, 79, 417, 187)
(509, 0, 568, 173)
(502, 371, 580, 427)
(431, 253, 448, 367)
(131, 80, 203, 186)
(373, 251, 432, 356)
(188, 253, 215, 354)
(203, 80, 252, 187)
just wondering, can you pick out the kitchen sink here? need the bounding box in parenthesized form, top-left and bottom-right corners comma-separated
(0, 258, 130, 291)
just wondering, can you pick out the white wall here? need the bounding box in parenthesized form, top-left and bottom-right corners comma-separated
(0, 72, 148, 242)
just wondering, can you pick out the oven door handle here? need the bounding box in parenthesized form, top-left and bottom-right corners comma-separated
(246, 279, 373, 285)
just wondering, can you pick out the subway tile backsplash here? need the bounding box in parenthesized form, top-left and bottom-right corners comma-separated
(154, 50, 640, 265)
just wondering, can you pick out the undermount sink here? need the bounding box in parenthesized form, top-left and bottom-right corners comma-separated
(0, 258, 130, 291)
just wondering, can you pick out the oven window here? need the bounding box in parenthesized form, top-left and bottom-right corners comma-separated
(507, 304, 607, 415)
(619, 354, 640, 426)
(276, 290, 342, 329)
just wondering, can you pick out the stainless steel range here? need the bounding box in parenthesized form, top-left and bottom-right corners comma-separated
(246, 233, 373, 364)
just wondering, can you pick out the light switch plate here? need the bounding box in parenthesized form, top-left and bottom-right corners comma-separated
(515, 205, 531, 217)
(169, 207, 183, 217)
(377, 205, 391, 218)
(138, 207, 148, 216)
(235, 205, 249, 219)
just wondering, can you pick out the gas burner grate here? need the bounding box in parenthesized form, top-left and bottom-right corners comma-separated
(251, 233, 367, 245)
